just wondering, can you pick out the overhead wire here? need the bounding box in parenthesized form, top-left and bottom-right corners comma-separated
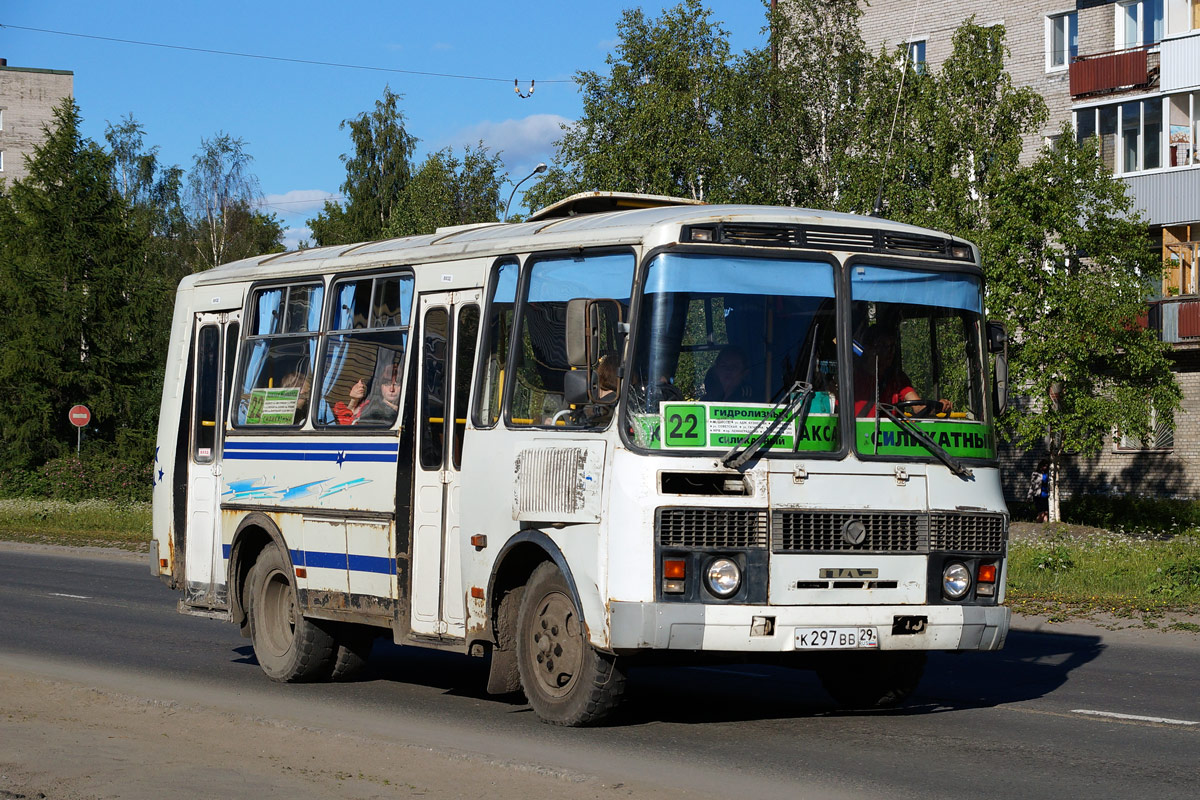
(0, 22, 569, 85)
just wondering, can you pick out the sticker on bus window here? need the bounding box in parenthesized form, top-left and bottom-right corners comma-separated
(657, 403, 838, 452)
(245, 388, 301, 425)
(856, 420, 995, 459)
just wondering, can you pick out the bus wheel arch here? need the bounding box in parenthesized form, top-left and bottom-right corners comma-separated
(228, 512, 289, 634)
(483, 534, 581, 695)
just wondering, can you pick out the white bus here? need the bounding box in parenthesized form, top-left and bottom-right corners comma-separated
(152, 193, 1011, 726)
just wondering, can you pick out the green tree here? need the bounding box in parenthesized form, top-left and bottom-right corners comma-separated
(308, 86, 418, 245)
(186, 132, 283, 269)
(984, 129, 1180, 520)
(386, 144, 505, 237)
(524, 0, 735, 212)
(0, 100, 167, 466)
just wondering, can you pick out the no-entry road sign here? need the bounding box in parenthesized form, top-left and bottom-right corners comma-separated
(68, 405, 91, 428)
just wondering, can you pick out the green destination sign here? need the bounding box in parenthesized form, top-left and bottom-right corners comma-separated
(657, 403, 838, 452)
(856, 419, 995, 459)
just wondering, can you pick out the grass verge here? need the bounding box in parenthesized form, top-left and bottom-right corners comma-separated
(1006, 526, 1200, 622)
(0, 499, 151, 552)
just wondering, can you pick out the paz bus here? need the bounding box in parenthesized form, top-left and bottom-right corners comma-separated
(151, 192, 1011, 726)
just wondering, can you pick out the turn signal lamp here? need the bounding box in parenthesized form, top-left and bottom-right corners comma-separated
(663, 559, 686, 594)
(977, 564, 997, 584)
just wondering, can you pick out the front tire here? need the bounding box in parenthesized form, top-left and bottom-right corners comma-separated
(246, 545, 336, 682)
(516, 562, 625, 726)
(816, 651, 926, 709)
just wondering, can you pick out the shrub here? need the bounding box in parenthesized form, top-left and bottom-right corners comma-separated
(39, 455, 152, 503)
(1060, 494, 1200, 535)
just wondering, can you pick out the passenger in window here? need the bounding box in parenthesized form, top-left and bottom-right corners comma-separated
(702, 347, 753, 403)
(853, 325, 950, 417)
(356, 362, 402, 426)
(333, 378, 371, 424)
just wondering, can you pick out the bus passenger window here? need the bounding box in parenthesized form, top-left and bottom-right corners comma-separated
(316, 273, 413, 428)
(234, 283, 323, 427)
(509, 252, 634, 428)
(474, 260, 517, 428)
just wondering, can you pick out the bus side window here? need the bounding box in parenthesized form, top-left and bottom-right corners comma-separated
(234, 283, 322, 427)
(316, 273, 413, 428)
(473, 260, 517, 428)
(508, 252, 634, 427)
(452, 305, 479, 470)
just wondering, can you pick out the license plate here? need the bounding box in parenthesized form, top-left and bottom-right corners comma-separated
(795, 627, 879, 649)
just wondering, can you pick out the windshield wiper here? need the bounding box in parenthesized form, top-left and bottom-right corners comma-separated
(876, 403, 974, 479)
(721, 381, 813, 470)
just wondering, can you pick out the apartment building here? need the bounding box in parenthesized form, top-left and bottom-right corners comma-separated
(858, 1, 1200, 500)
(0, 58, 74, 186)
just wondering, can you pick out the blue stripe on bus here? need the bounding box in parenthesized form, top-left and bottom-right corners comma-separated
(220, 545, 392, 575)
(225, 441, 398, 452)
(222, 451, 396, 462)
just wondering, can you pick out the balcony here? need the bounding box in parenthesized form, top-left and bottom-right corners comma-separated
(1145, 295, 1200, 344)
(1160, 30, 1200, 92)
(1070, 46, 1156, 98)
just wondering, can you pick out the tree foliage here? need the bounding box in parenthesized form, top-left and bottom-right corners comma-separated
(525, 0, 735, 211)
(309, 87, 417, 245)
(0, 101, 168, 466)
(386, 144, 504, 237)
(186, 132, 283, 269)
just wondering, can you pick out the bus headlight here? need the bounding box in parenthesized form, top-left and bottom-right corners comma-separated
(705, 557, 741, 598)
(942, 562, 971, 600)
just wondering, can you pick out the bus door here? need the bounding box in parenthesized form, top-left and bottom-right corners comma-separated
(183, 311, 240, 609)
(410, 291, 481, 638)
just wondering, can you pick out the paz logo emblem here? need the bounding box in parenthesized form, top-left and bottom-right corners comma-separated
(841, 519, 867, 546)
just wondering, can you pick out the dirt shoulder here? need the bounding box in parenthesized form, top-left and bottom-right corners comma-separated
(0, 653, 657, 800)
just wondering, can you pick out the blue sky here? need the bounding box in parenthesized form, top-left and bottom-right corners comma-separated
(2, 1, 769, 249)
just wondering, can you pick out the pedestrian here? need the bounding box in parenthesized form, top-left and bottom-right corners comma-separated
(1028, 458, 1051, 523)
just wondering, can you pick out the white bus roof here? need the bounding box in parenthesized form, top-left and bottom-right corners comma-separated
(184, 198, 977, 289)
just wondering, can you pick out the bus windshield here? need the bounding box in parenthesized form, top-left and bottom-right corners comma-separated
(850, 263, 993, 461)
(624, 253, 838, 453)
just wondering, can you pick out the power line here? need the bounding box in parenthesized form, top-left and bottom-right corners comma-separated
(0, 22, 570, 85)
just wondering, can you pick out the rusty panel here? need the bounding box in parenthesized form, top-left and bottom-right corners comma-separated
(1070, 49, 1148, 97)
(1178, 300, 1200, 338)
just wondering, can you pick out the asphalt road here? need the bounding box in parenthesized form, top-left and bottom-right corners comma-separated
(1, 544, 1197, 799)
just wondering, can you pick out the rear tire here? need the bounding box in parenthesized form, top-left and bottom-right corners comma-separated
(329, 624, 376, 681)
(516, 562, 625, 726)
(816, 651, 926, 709)
(246, 545, 336, 682)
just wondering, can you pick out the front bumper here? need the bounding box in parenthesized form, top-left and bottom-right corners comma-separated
(608, 602, 1009, 652)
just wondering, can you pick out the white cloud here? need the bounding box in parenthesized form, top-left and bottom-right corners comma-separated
(447, 114, 574, 173)
(281, 226, 313, 252)
(260, 189, 339, 218)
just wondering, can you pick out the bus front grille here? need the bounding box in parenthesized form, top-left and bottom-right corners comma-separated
(772, 511, 925, 553)
(929, 512, 1007, 553)
(657, 507, 769, 549)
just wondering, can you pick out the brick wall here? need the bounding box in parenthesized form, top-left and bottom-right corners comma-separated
(999, 362, 1200, 503)
(0, 65, 74, 185)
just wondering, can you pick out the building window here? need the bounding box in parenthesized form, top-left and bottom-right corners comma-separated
(0, 151, 4, 172)
(1047, 12, 1078, 70)
(907, 40, 926, 73)
(1115, 405, 1174, 451)
(1117, 0, 1165, 48)
(1076, 97, 1165, 173)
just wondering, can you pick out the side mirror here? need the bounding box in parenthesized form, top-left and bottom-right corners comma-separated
(563, 369, 590, 405)
(987, 321, 1008, 415)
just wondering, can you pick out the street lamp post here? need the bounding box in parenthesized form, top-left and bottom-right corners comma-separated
(504, 162, 547, 222)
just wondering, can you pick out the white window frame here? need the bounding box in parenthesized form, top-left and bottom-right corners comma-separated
(905, 38, 927, 74)
(1046, 10, 1078, 71)
(1115, 405, 1174, 452)
(1116, 0, 1165, 48)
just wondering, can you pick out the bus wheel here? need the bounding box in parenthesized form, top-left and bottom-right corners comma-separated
(816, 651, 926, 709)
(516, 562, 625, 726)
(247, 545, 336, 682)
(329, 624, 376, 682)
